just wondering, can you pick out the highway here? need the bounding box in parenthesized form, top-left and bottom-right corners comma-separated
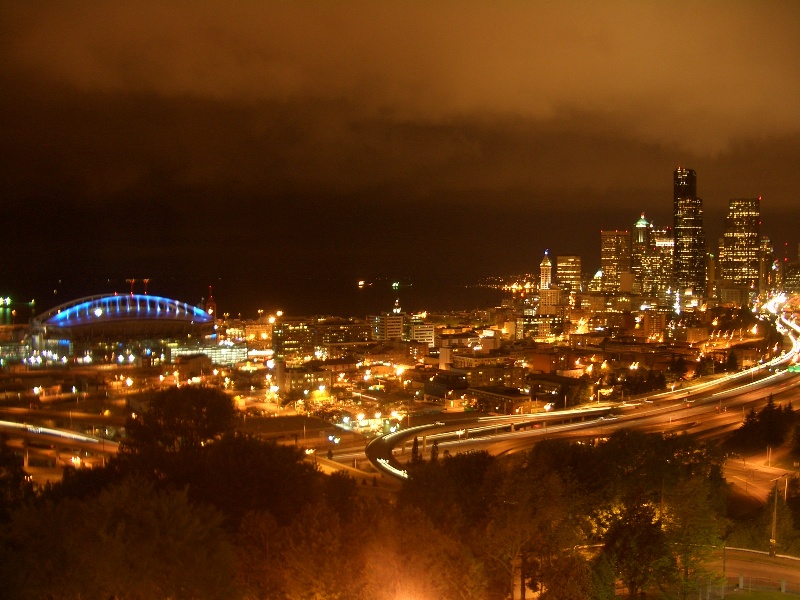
(364, 307, 800, 486)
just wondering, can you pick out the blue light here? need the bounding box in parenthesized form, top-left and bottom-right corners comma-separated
(44, 294, 213, 326)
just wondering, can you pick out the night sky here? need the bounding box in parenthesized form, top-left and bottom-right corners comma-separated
(2, 2, 799, 316)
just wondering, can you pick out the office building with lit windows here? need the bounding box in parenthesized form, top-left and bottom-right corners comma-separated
(631, 213, 652, 294)
(641, 226, 674, 307)
(673, 167, 706, 302)
(556, 255, 582, 292)
(719, 197, 760, 287)
(600, 230, 631, 292)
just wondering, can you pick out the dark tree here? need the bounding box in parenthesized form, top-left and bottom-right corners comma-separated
(358, 505, 488, 600)
(430, 439, 439, 463)
(121, 385, 237, 456)
(538, 552, 594, 600)
(727, 396, 797, 453)
(324, 470, 358, 522)
(399, 450, 496, 535)
(663, 476, 724, 599)
(236, 510, 285, 599)
(411, 435, 422, 463)
(482, 461, 574, 600)
(281, 503, 359, 600)
(589, 554, 617, 600)
(602, 501, 676, 598)
(0, 477, 237, 599)
(0, 434, 34, 522)
(174, 432, 322, 528)
(670, 355, 689, 379)
(791, 422, 800, 457)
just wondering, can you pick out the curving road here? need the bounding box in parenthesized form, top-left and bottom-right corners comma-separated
(366, 307, 800, 482)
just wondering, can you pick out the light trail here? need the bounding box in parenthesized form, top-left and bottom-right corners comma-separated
(0, 419, 110, 445)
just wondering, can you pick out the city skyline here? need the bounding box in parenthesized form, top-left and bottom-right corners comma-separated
(2, 3, 799, 315)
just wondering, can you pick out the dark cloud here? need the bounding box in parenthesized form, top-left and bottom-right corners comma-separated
(1, 2, 799, 314)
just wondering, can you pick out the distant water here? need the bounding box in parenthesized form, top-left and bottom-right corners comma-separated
(217, 275, 506, 319)
(16, 274, 507, 321)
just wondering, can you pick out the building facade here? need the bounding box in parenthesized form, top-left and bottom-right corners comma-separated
(631, 213, 652, 294)
(673, 167, 706, 302)
(720, 197, 760, 289)
(556, 255, 582, 292)
(539, 251, 552, 290)
(600, 230, 631, 292)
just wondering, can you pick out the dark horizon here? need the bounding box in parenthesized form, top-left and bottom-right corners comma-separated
(3, 194, 798, 319)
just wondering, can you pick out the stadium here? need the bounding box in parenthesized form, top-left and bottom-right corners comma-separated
(27, 294, 217, 365)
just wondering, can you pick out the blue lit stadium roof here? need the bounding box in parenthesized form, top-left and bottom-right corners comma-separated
(34, 294, 214, 340)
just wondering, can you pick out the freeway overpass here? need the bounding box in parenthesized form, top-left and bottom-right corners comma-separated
(366, 306, 800, 481)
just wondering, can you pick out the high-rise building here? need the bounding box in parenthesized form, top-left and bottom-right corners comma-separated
(720, 197, 760, 288)
(631, 213, 652, 294)
(538, 287, 564, 317)
(641, 226, 674, 307)
(556, 255, 582, 292)
(369, 299, 404, 341)
(759, 236, 773, 294)
(600, 230, 631, 292)
(673, 167, 706, 301)
(539, 250, 552, 290)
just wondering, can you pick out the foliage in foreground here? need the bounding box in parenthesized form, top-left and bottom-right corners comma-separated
(1, 384, 799, 599)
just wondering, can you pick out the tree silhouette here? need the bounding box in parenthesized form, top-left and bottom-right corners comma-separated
(281, 503, 358, 600)
(727, 396, 797, 453)
(122, 385, 237, 456)
(663, 476, 724, 599)
(602, 501, 676, 598)
(411, 436, 422, 463)
(430, 439, 439, 463)
(0, 477, 237, 599)
(358, 505, 488, 600)
(0, 434, 34, 522)
(235, 510, 285, 599)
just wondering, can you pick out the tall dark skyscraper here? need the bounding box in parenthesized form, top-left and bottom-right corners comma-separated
(673, 167, 706, 303)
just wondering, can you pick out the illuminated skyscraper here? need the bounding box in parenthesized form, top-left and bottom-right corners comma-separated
(556, 255, 582, 292)
(631, 213, 652, 293)
(600, 230, 631, 292)
(673, 167, 706, 301)
(720, 197, 760, 287)
(641, 226, 673, 306)
(539, 250, 552, 290)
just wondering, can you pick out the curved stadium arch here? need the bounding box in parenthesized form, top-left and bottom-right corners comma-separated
(34, 294, 215, 341)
